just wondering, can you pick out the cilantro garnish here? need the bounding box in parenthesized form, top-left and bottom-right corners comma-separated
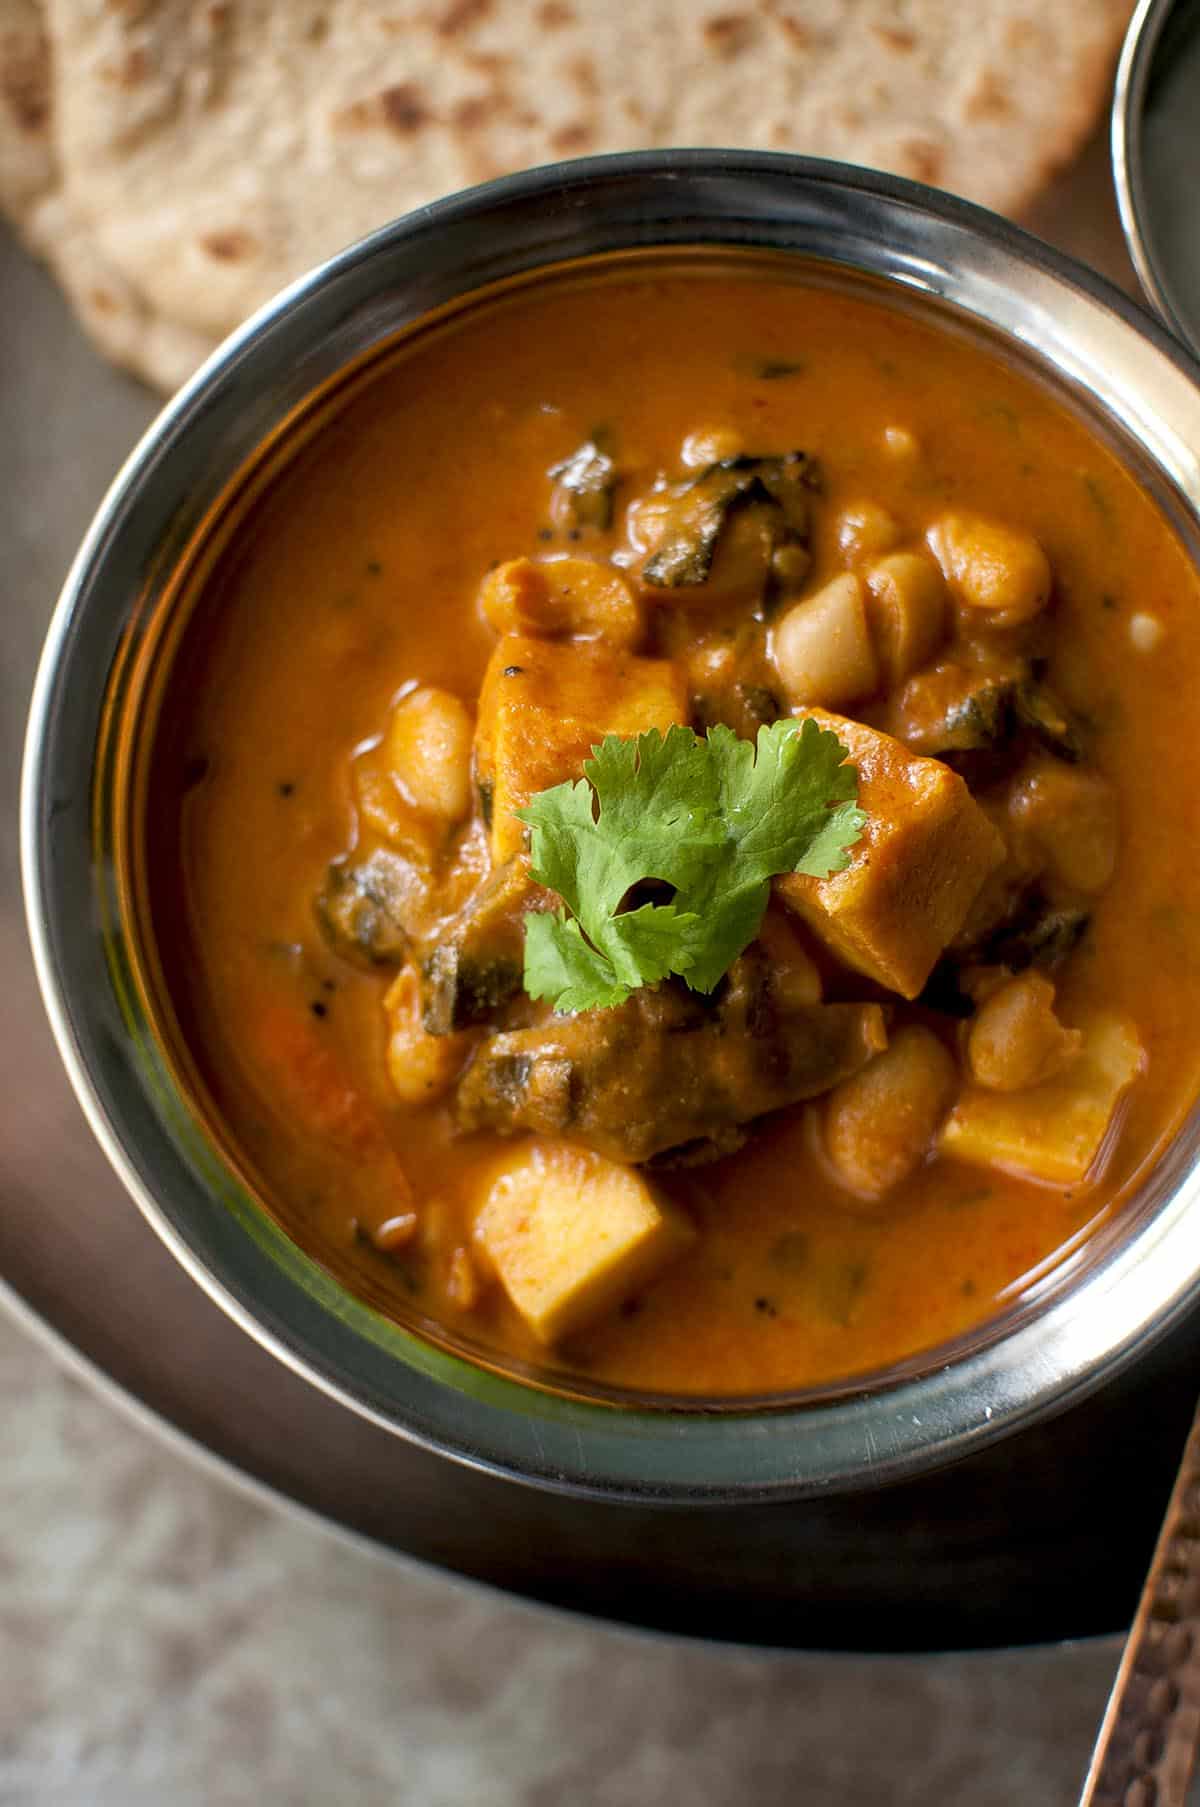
(517, 717, 866, 1014)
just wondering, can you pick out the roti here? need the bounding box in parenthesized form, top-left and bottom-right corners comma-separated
(3, 0, 1134, 390)
(0, 0, 216, 388)
(0, 0, 49, 218)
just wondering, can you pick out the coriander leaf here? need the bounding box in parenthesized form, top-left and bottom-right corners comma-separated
(518, 728, 721, 1010)
(585, 722, 720, 891)
(522, 910, 631, 1013)
(518, 724, 722, 954)
(708, 717, 861, 884)
(517, 716, 865, 1014)
(605, 901, 702, 984)
(666, 880, 771, 996)
(664, 718, 864, 991)
(797, 799, 868, 878)
(515, 774, 597, 922)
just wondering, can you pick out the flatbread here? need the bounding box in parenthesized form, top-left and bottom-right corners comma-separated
(4, 0, 1135, 391)
(0, 0, 51, 216)
(24, 189, 222, 391)
(0, 0, 217, 388)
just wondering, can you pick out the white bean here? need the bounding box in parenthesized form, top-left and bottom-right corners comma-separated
(478, 556, 641, 649)
(757, 908, 823, 1007)
(824, 1025, 959, 1201)
(864, 551, 946, 685)
(680, 425, 744, 468)
(352, 749, 440, 867)
(771, 572, 880, 709)
(384, 967, 473, 1105)
(1007, 760, 1118, 896)
(446, 1245, 484, 1311)
(385, 686, 474, 821)
(926, 511, 1050, 625)
(967, 972, 1082, 1092)
(1129, 612, 1164, 653)
(837, 500, 903, 565)
(881, 425, 920, 462)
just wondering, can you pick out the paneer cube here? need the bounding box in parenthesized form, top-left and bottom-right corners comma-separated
(475, 634, 689, 861)
(774, 708, 1005, 998)
(474, 1140, 695, 1344)
(939, 1012, 1143, 1186)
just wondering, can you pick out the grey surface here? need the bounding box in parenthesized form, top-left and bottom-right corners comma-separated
(0, 120, 1150, 1802)
(0, 1307, 1122, 1807)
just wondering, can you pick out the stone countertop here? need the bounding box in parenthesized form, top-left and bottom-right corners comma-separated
(0, 1309, 1120, 1807)
(0, 121, 1146, 1806)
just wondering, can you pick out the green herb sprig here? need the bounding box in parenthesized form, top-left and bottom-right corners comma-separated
(518, 717, 865, 1014)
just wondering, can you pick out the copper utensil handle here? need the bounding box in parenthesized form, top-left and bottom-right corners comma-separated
(1081, 1397, 1200, 1806)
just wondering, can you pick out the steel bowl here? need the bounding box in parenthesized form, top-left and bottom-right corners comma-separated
(22, 151, 1200, 1504)
(1113, 0, 1200, 361)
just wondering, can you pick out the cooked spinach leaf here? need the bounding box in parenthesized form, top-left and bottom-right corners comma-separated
(548, 430, 618, 530)
(641, 451, 820, 589)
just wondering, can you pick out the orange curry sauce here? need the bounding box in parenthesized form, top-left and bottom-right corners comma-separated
(148, 256, 1200, 1397)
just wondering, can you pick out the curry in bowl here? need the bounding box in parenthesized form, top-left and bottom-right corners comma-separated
(144, 254, 1200, 1399)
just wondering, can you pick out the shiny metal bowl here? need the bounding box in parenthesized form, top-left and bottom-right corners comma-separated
(1113, 0, 1200, 360)
(22, 152, 1200, 1504)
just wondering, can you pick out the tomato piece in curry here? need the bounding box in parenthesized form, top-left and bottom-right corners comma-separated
(148, 256, 1200, 1398)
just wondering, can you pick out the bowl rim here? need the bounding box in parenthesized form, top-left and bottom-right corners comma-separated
(1112, 0, 1200, 358)
(22, 148, 1200, 1505)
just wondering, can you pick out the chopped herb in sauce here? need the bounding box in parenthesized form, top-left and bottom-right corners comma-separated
(980, 400, 1020, 432)
(981, 894, 1091, 973)
(752, 358, 805, 380)
(1083, 473, 1114, 523)
(818, 1257, 870, 1327)
(945, 1186, 994, 1212)
(768, 1231, 810, 1272)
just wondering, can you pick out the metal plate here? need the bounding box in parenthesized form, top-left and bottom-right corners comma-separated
(3, 146, 1193, 1652)
(1114, 0, 1200, 360)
